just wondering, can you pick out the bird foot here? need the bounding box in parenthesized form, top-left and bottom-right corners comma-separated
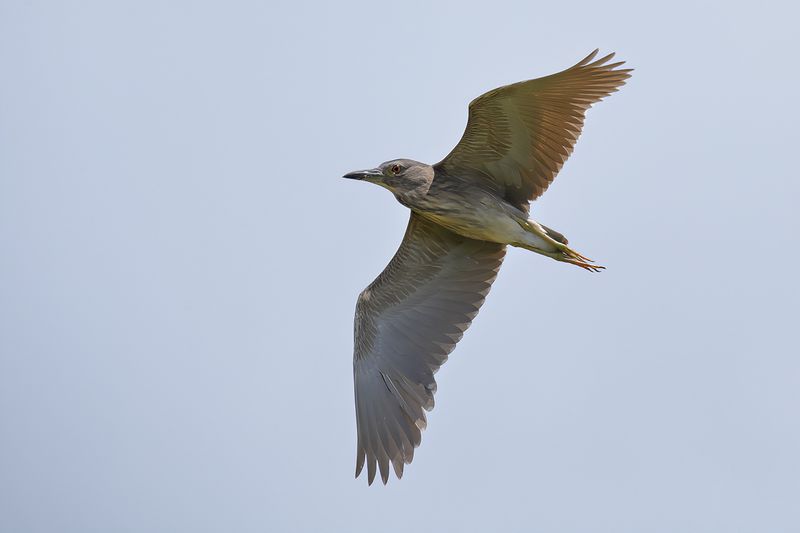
(555, 243, 605, 272)
(559, 256, 605, 272)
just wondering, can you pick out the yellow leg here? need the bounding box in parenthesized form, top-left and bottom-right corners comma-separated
(513, 218, 605, 272)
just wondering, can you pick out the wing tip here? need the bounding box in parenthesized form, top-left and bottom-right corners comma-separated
(356, 455, 407, 485)
(393, 458, 405, 479)
(575, 49, 600, 67)
(574, 49, 634, 76)
(355, 422, 423, 485)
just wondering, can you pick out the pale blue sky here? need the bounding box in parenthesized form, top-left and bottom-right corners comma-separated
(1, 1, 799, 532)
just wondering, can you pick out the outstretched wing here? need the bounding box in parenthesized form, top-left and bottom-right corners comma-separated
(353, 213, 506, 484)
(435, 50, 632, 211)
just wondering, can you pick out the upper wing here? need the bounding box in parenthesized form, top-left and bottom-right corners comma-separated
(435, 50, 632, 211)
(353, 213, 506, 484)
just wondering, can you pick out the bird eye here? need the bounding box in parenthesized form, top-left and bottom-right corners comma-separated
(390, 164, 401, 174)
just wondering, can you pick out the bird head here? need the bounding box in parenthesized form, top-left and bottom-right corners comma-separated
(343, 159, 434, 197)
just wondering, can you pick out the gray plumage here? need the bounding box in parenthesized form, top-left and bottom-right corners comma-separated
(344, 50, 632, 484)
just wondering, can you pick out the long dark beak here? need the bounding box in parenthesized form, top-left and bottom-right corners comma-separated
(342, 168, 383, 181)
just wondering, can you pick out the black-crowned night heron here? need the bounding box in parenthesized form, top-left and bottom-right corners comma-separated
(344, 50, 631, 484)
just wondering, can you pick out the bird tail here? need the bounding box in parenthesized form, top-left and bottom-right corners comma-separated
(539, 224, 569, 245)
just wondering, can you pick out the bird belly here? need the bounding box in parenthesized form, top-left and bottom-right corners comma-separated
(416, 203, 533, 247)
(408, 187, 559, 252)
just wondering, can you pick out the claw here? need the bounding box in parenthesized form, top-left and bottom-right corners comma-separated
(556, 243, 603, 271)
(561, 257, 605, 272)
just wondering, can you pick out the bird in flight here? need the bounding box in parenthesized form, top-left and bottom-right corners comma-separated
(344, 50, 631, 485)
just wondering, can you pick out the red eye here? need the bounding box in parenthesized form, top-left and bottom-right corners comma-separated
(391, 164, 401, 174)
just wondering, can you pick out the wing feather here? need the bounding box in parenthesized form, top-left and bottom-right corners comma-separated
(353, 213, 505, 484)
(435, 49, 632, 210)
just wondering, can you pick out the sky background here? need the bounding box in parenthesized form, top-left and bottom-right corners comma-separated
(1, 1, 799, 531)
